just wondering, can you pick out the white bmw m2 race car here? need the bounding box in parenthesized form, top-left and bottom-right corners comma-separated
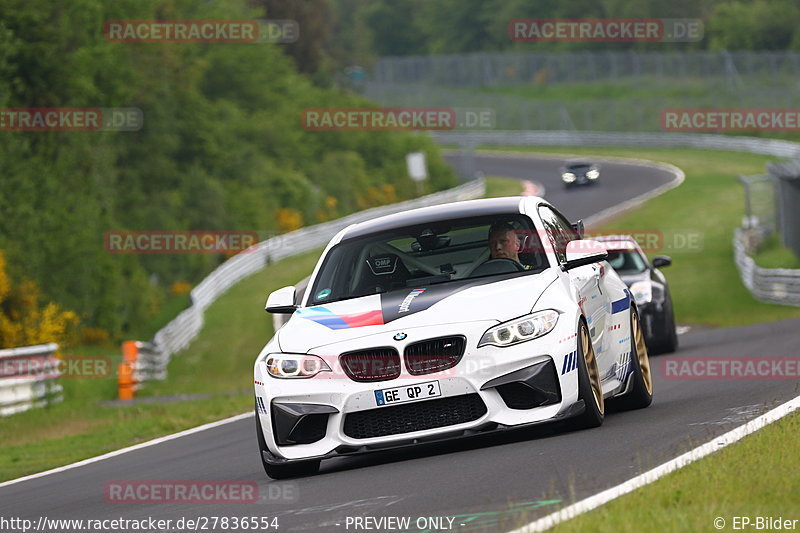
(254, 196, 653, 478)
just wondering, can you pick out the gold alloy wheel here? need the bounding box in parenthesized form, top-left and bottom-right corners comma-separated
(632, 311, 653, 394)
(581, 326, 604, 413)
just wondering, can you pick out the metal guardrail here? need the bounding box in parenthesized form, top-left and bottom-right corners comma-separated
(434, 130, 800, 307)
(734, 229, 800, 307)
(131, 341, 167, 382)
(370, 51, 800, 88)
(135, 178, 486, 383)
(0, 343, 62, 417)
(432, 130, 800, 158)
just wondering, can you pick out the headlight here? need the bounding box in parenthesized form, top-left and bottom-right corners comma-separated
(478, 310, 559, 348)
(586, 169, 599, 179)
(630, 281, 652, 305)
(561, 172, 576, 183)
(265, 354, 331, 379)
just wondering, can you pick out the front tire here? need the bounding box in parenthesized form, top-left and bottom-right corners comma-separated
(571, 320, 604, 428)
(256, 403, 321, 479)
(615, 308, 654, 410)
(652, 294, 678, 354)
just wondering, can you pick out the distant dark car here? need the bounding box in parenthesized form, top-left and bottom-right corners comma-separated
(561, 160, 600, 188)
(597, 235, 678, 354)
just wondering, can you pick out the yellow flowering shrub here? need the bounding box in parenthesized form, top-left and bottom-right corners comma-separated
(276, 208, 303, 233)
(80, 327, 110, 346)
(170, 280, 192, 296)
(0, 250, 80, 349)
(356, 184, 397, 210)
(315, 196, 340, 222)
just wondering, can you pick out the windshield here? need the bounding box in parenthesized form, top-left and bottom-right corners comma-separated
(308, 214, 549, 306)
(606, 250, 648, 274)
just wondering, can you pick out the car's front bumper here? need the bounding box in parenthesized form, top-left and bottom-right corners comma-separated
(254, 321, 582, 462)
(260, 399, 586, 466)
(562, 174, 598, 185)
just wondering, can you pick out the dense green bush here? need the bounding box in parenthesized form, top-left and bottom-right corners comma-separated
(0, 0, 456, 338)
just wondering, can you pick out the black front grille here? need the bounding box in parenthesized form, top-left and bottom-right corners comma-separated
(343, 393, 487, 439)
(404, 335, 466, 375)
(340, 348, 401, 382)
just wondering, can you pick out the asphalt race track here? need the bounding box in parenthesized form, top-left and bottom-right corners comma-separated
(2, 152, 797, 533)
(444, 151, 674, 222)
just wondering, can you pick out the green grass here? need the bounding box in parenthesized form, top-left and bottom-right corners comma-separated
(0, 249, 322, 482)
(485, 176, 525, 197)
(481, 146, 800, 327)
(549, 410, 800, 533)
(752, 234, 800, 269)
(478, 78, 720, 102)
(129, 292, 191, 341)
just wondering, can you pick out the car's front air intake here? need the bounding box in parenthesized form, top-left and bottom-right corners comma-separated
(343, 393, 487, 439)
(340, 348, 401, 382)
(404, 335, 466, 375)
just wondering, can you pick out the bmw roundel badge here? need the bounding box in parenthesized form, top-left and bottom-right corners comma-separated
(393, 332, 407, 341)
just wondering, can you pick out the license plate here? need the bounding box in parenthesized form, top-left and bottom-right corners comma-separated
(374, 380, 441, 407)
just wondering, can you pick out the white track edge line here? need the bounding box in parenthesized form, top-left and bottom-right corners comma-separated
(508, 394, 800, 533)
(0, 411, 253, 489)
(582, 160, 685, 228)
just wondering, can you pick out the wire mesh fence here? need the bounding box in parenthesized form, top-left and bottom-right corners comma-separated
(363, 51, 800, 132)
(739, 174, 778, 235)
(369, 50, 800, 88)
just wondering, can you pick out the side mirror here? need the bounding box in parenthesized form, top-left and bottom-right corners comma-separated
(571, 219, 585, 239)
(562, 240, 608, 271)
(652, 256, 672, 268)
(265, 286, 297, 314)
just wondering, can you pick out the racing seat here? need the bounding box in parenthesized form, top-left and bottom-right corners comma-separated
(355, 253, 411, 295)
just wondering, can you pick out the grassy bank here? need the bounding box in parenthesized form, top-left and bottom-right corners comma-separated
(752, 234, 800, 270)
(0, 249, 321, 481)
(549, 409, 800, 533)
(484, 146, 800, 327)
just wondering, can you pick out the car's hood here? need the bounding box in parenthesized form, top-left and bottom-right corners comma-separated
(278, 270, 558, 353)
